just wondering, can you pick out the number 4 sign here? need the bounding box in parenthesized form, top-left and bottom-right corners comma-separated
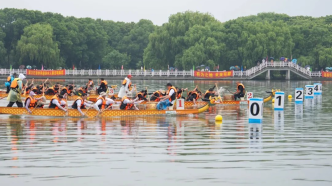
(247, 92, 253, 100)
(176, 99, 185, 110)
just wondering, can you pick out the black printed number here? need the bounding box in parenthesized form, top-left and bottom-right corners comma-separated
(296, 91, 302, 99)
(276, 96, 282, 106)
(250, 103, 260, 116)
(308, 88, 313, 95)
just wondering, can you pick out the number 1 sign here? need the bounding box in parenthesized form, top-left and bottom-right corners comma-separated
(176, 99, 184, 110)
(274, 92, 285, 111)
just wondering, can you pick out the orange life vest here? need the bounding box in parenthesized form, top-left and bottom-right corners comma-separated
(237, 83, 245, 92)
(24, 96, 37, 108)
(101, 80, 108, 86)
(189, 91, 199, 101)
(49, 95, 60, 109)
(97, 96, 107, 109)
(166, 86, 177, 101)
(177, 92, 182, 99)
(7, 76, 11, 82)
(10, 78, 20, 89)
(88, 80, 94, 86)
(137, 92, 146, 101)
(122, 78, 132, 90)
(72, 97, 85, 109)
(120, 96, 133, 110)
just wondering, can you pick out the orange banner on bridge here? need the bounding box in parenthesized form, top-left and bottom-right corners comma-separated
(26, 69, 66, 76)
(322, 71, 332, 78)
(194, 71, 233, 78)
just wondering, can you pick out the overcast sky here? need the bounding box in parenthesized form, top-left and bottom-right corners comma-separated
(0, 0, 330, 25)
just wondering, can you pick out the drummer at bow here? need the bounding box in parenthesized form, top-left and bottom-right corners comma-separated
(233, 82, 245, 100)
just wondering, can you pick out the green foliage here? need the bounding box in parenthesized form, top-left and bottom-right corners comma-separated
(1, 8, 332, 70)
(16, 23, 60, 68)
(102, 49, 131, 69)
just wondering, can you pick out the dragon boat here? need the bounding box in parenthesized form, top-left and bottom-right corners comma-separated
(0, 101, 209, 117)
(206, 90, 278, 105)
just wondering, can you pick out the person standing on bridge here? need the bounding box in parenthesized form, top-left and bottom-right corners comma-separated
(233, 82, 245, 101)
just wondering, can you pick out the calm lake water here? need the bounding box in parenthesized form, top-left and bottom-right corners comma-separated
(1, 80, 332, 186)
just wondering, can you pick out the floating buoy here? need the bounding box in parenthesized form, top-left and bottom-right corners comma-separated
(215, 115, 222, 121)
(215, 121, 222, 126)
(288, 95, 292, 99)
(272, 98, 275, 103)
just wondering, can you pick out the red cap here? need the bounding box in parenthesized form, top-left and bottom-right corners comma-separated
(127, 74, 132, 78)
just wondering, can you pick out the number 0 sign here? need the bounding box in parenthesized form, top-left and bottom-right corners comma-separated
(176, 99, 185, 110)
(248, 98, 263, 123)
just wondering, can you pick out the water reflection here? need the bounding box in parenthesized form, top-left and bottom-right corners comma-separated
(1, 80, 332, 185)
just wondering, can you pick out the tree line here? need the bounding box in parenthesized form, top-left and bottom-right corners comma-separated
(0, 8, 331, 70)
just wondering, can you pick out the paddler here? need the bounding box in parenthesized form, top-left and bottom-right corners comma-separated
(97, 78, 108, 94)
(233, 82, 245, 100)
(136, 90, 148, 101)
(24, 90, 45, 114)
(60, 84, 74, 96)
(45, 84, 60, 95)
(203, 84, 216, 101)
(159, 83, 177, 107)
(176, 87, 187, 99)
(5, 73, 15, 93)
(186, 86, 201, 105)
(72, 93, 90, 116)
(118, 75, 132, 98)
(120, 96, 140, 110)
(150, 90, 164, 101)
(87, 79, 94, 90)
(93, 92, 120, 112)
(7, 73, 26, 107)
(49, 94, 67, 112)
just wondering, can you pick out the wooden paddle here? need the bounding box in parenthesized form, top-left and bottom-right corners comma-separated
(42, 78, 49, 97)
(23, 80, 29, 96)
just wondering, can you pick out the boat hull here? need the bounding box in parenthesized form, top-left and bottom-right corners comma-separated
(0, 102, 209, 117)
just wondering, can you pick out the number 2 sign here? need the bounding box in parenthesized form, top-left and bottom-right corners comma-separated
(247, 92, 253, 100)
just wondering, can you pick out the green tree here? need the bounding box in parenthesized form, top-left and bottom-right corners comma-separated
(16, 23, 61, 68)
(102, 49, 131, 69)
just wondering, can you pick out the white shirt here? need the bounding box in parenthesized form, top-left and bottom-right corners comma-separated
(123, 77, 131, 92)
(93, 98, 115, 111)
(75, 99, 90, 115)
(168, 89, 175, 96)
(51, 99, 66, 111)
(123, 99, 130, 104)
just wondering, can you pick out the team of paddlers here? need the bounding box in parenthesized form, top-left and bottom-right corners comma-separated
(4, 73, 245, 117)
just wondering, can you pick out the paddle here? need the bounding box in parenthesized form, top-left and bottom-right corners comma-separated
(23, 80, 29, 96)
(42, 79, 49, 97)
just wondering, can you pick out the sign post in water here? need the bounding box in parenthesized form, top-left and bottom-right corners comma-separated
(247, 92, 253, 100)
(248, 98, 263, 123)
(305, 85, 314, 99)
(176, 99, 185, 110)
(295, 88, 304, 104)
(274, 92, 285, 110)
(313, 83, 322, 95)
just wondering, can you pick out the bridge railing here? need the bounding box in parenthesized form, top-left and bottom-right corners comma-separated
(0, 66, 322, 78)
